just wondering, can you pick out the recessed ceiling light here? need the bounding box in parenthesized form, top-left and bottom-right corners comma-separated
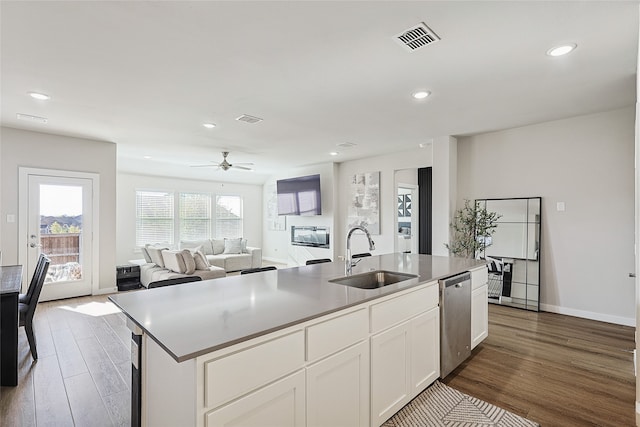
(546, 44, 577, 57)
(28, 92, 50, 100)
(412, 91, 431, 99)
(329, 151, 339, 156)
(203, 123, 216, 129)
(143, 155, 152, 159)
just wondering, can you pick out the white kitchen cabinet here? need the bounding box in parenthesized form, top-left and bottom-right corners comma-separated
(471, 266, 489, 349)
(205, 370, 305, 427)
(371, 319, 411, 426)
(306, 340, 369, 427)
(410, 307, 440, 396)
(370, 283, 440, 426)
(471, 285, 488, 348)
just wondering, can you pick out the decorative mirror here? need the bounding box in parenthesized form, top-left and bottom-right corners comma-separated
(476, 197, 541, 311)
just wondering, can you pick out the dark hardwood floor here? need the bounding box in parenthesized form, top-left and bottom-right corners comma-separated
(444, 303, 636, 427)
(1, 296, 635, 426)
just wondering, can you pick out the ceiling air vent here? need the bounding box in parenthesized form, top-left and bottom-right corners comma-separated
(236, 114, 263, 124)
(394, 22, 440, 52)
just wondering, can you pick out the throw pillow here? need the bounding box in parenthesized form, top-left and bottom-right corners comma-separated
(223, 238, 243, 254)
(181, 250, 197, 275)
(211, 239, 225, 255)
(161, 250, 187, 273)
(140, 246, 153, 263)
(193, 250, 210, 270)
(146, 245, 169, 267)
(180, 239, 214, 255)
(241, 238, 248, 254)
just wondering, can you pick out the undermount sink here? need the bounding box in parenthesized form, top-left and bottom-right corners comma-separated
(329, 270, 418, 290)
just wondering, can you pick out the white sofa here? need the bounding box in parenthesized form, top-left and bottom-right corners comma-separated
(179, 238, 262, 273)
(139, 247, 226, 288)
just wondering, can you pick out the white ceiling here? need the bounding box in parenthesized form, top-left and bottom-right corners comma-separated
(1, 1, 637, 185)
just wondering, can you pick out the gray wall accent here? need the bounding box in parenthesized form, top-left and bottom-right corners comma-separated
(457, 107, 635, 325)
(1, 126, 117, 293)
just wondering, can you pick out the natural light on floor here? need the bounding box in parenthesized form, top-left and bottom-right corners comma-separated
(59, 300, 121, 316)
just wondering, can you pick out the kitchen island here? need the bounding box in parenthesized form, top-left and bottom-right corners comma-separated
(109, 253, 488, 427)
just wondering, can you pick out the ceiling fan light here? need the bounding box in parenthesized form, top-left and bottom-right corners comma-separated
(412, 91, 431, 99)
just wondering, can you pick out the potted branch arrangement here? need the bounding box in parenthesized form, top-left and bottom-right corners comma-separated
(445, 199, 501, 259)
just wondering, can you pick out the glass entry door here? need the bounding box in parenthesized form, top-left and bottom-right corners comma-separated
(24, 173, 94, 301)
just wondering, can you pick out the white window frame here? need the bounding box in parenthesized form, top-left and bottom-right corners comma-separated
(135, 190, 245, 247)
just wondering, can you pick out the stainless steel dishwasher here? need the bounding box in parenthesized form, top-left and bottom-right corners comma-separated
(439, 272, 472, 378)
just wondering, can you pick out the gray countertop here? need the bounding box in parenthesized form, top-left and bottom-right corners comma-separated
(109, 253, 484, 362)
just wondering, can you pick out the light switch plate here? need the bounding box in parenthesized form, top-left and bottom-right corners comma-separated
(556, 202, 565, 212)
(6, 214, 15, 223)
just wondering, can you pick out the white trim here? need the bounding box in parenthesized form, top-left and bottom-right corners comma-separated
(540, 303, 635, 327)
(94, 287, 117, 295)
(18, 167, 100, 297)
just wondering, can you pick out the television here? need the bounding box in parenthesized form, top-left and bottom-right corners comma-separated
(277, 174, 322, 216)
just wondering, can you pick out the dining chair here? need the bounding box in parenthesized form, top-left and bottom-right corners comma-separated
(19, 253, 47, 304)
(240, 266, 277, 275)
(147, 276, 202, 289)
(352, 253, 371, 259)
(306, 258, 332, 265)
(19, 255, 50, 361)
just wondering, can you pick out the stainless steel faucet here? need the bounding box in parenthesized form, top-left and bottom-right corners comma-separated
(345, 225, 375, 275)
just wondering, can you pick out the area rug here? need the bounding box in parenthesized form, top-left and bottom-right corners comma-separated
(382, 381, 539, 427)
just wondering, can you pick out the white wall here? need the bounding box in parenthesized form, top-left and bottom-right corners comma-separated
(336, 147, 433, 257)
(457, 107, 636, 325)
(262, 163, 337, 266)
(116, 172, 262, 264)
(1, 127, 117, 292)
(432, 136, 457, 256)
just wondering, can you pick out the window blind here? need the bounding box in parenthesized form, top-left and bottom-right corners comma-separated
(135, 191, 174, 246)
(180, 192, 212, 241)
(215, 195, 243, 238)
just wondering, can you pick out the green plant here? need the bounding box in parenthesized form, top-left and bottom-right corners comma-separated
(445, 199, 501, 259)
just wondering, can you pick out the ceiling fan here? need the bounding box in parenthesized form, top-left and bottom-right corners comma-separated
(191, 151, 254, 171)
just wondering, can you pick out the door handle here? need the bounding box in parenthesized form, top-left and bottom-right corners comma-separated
(30, 234, 37, 239)
(630, 273, 636, 278)
(29, 243, 42, 248)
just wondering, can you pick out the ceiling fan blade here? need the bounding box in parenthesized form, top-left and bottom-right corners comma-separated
(233, 162, 255, 166)
(191, 164, 221, 169)
(232, 165, 253, 171)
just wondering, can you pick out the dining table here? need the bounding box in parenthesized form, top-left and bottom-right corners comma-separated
(1, 265, 23, 387)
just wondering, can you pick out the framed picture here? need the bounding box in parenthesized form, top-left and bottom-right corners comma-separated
(347, 171, 380, 234)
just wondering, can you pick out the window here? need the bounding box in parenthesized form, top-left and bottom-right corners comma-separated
(216, 195, 243, 238)
(136, 191, 244, 246)
(136, 191, 174, 246)
(180, 193, 212, 241)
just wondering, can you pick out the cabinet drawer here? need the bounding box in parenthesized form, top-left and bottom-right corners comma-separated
(205, 370, 306, 427)
(471, 266, 488, 290)
(370, 284, 437, 334)
(306, 308, 368, 362)
(204, 330, 304, 409)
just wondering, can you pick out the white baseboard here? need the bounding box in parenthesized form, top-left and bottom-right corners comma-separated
(540, 303, 635, 327)
(262, 256, 289, 265)
(94, 287, 118, 295)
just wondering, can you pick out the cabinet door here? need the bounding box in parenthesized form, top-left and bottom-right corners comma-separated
(306, 341, 369, 427)
(370, 320, 410, 426)
(410, 307, 439, 398)
(471, 285, 489, 349)
(205, 370, 305, 427)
